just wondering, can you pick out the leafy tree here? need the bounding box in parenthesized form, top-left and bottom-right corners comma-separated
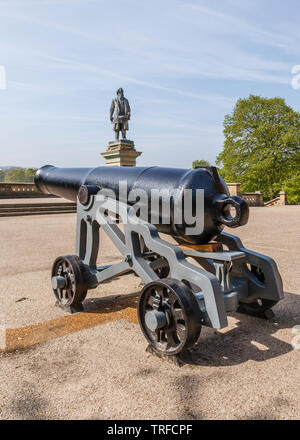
(0, 169, 5, 182)
(2, 167, 37, 183)
(24, 168, 37, 183)
(283, 172, 300, 204)
(192, 159, 211, 169)
(4, 168, 25, 182)
(216, 95, 300, 199)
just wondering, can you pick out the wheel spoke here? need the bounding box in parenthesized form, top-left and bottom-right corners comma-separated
(154, 329, 161, 343)
(176, 323, 187, 342)
(67, 289, 74, 300)
(147, 295, 156, 308)
(155, 286, 164, 297)
(167, 291, 178, 306)
(63, 288, 69, 300)
(173, 308, 184, 321)
(57, 264, 63, 276)
(166, 331, 179, 348)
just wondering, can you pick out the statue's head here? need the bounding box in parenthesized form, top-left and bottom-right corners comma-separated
(116, 88, 124, 98)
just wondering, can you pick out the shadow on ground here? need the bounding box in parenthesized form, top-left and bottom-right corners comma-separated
(180, 291, 298, 367)
(82, 290, 298, 368)
(82, 291, 140, 316)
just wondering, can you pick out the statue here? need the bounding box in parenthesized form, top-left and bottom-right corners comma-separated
(110, 88, 131, 140)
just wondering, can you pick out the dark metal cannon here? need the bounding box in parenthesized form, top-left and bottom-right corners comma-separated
(35, 164, 249, 244)
(35, 165, 283, 359)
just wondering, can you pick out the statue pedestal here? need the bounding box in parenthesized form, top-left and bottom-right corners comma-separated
(101, 140, 142, 166)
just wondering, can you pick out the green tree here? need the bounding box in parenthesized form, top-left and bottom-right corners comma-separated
(216, 95, 300, 199)
(4, 168, 26, 182)
(283, 172, 300, 204)
(192, 159, 210, 169)
(24, 168, 37, 183)
(0, 169, 5, 182)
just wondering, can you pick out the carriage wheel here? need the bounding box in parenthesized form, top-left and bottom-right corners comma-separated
(138, 278, 202, 356)
(51, 255, 88, 307)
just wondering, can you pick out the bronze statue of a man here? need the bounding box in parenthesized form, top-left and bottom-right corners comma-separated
(110, 88, 131, 140)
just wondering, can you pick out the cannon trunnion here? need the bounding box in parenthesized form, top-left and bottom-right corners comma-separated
(35, 165, 283, 359)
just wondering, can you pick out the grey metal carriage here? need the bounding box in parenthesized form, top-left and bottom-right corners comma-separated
(35, 165, 283, 358)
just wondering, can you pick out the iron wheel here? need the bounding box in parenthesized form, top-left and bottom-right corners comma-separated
(138, 278, 202, 356)
(51, 255, 88, 307)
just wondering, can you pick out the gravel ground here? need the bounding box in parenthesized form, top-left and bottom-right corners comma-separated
(0, 206, 299, 419)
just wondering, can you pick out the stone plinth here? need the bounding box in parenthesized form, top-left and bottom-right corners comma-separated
(279, 191, 287, 205)
(226, 183, 241, 196)
(101, 140, 142, 166)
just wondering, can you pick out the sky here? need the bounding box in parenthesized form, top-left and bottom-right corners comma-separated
(0, 0, 300, 169)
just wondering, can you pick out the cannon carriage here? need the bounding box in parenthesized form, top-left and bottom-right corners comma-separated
(35, 165, 283, 358)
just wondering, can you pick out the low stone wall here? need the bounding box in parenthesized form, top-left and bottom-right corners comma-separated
(0, 183, 53, 198)
(226, 182, 287, 206)
(240, 192, 264, 207)
(227, 183, 263, 206)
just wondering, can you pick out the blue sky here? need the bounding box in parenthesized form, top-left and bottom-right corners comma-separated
(0, 0, 300, 169)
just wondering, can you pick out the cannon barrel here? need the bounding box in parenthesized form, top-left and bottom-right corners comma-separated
(35, 165, 249, 244)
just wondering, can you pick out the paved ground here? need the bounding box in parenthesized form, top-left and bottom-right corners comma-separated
(0, 197, 69, 205)
(0, 206, 299, 419)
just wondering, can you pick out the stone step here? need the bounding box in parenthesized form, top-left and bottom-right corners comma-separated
(0, 209, 76, 217)
(0, 199, 77, 217)
(0, 205, 76, 213)
(0, 202, 75, 209)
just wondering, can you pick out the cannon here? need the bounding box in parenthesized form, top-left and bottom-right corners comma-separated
(35, 165, 283, 358)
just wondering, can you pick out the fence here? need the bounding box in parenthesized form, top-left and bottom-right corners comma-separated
(0, 183, 54, 198)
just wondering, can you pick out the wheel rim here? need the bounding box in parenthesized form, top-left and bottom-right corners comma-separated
(51, 255, 87, 307)
(138, 279, 201, 356)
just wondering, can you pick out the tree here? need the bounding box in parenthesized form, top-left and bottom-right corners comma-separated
(0, 169, 5, 182)
(283, 172, 300, 204)
(4, 168, 25, 182)
(192, 159, 210, 169)
(216, 95, 300, 199)
(24, 168, 37, 183)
